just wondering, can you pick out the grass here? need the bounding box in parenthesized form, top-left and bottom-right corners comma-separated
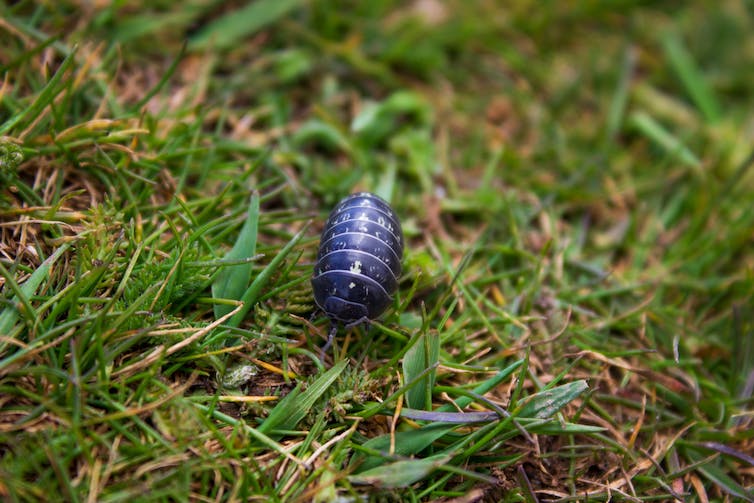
(1, 0, 753, 501)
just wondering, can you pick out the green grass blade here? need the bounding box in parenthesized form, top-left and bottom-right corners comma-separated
(525, 421, 605, 435)
(227, 220, 310, 328)
(437, 359, 524, 412)
(0, 45, 77, 136)
(258, 360, 347, 435)
(133, 41, 187, 111)
(515, 380, 589, 419)
(188, 0, 305, 51)
(685, 446, 754, 502)
(351, 91, 432, 147)
(350, 422, 457, 473)
(292, 120, 353, 154)
(662, 32, 720, 123)
(629, 110, 701, 168)
(349, 454, 451, 488)
(373, 157, 398, 202)
(0, 243, 70, 338)
(399, 408, 499, 423)
(193, 403, 303, 466)
(402, 331, 439, 410)
(604, 46, 635, 143)
(212, 192, 260, 319)
(113, 3, 220, 43)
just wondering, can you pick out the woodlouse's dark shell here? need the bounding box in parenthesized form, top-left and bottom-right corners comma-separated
(311, 192, 404, 325)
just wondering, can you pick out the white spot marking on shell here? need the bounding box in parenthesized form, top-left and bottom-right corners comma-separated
(350, 260, 362, 274)
(349, 282, 356, 289)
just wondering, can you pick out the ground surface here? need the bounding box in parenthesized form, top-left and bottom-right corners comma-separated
(1, 1, 753, 501)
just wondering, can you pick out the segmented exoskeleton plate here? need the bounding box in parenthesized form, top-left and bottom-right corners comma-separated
(311, 192, 404, 352)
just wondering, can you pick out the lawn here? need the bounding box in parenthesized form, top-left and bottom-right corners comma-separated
(1, 1, 753, 501)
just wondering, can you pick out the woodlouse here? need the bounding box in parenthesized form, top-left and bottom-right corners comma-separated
(311, 192, 404, 352)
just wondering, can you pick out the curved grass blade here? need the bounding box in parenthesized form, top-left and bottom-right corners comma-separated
(0, 243, 70, 340)
(350, 422, 458, 474)
(227, 220, 310, 328)
(402, 331, 439, 410)
(193, 403, 303, 468)
(258, 360, 347, 437)
(188, 0, 305, 51)
(437, 359, 524, 412)
(685, 446, 754, 502)
(629, 111, 701, 169)
(693, 441, 754, 468)
(661, 32, 720, 124)
(349, 454, 451, 488)
(515, 380, 589, 419)
(0, 45, 77, 136)
(212, 192, 259, 319)
(399, 409, 500, 424)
